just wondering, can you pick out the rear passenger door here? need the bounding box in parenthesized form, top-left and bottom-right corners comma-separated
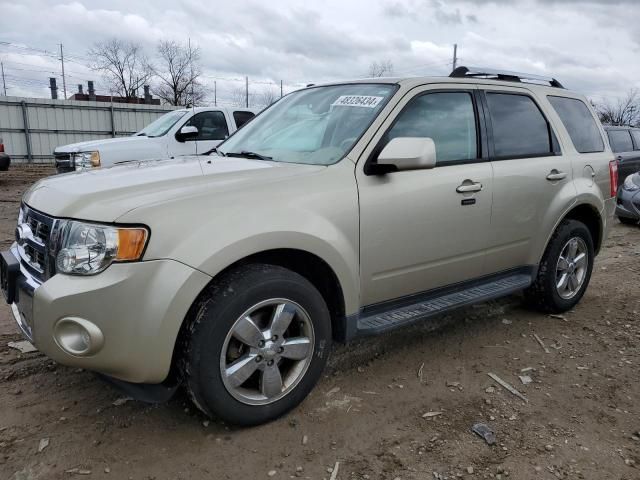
(481, 87, 573, 275)
(610, 129, 640, 182)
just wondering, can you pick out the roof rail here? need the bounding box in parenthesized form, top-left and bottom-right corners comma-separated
(449, 66, 565, 89)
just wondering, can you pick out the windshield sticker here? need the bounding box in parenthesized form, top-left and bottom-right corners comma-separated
(332, 95, 384, 108)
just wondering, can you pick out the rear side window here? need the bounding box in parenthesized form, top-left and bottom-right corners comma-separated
(486, 93, 555, 159)
(630, 131, 640, 151)
(608, 130, 634, 153)
(233, 111, 255, 129)
(547, 96, 604, 153)
(382, 91, 478, 165)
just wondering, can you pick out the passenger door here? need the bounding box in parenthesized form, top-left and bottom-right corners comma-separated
(482, 87, 574, 274)
(357, 86, 493, 306)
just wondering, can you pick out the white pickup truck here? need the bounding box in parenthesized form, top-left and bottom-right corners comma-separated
(54, 107, 258, 173)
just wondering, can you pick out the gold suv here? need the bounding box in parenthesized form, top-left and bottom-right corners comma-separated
(1, 67, 617, 425)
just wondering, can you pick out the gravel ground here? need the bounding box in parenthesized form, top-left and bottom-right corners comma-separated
(0, 165, 639, 480)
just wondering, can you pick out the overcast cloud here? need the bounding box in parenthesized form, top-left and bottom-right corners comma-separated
(0, 0, 638, 105)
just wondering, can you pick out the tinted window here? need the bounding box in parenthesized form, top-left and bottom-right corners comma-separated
(233, 111, 255, 128)
(630, 131, 640, 151)
(382, 92, 477, 164)
(486, 93, 553, 158)
(186, 111, 229, 141)
(547, 96, 604, 153)
(608, 130, 634, 153)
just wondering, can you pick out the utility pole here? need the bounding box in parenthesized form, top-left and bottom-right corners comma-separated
(1, 62, 6, 96)
(452, 43, 458, 71)
(280, 80, 283, 98)
(214, 80, 217, 106)
(59, 43, 67, 99)
(245, 76, 249, 108)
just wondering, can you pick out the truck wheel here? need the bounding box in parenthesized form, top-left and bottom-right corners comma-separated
(181, 264, 331, 426)
(524, 219, 594, 313)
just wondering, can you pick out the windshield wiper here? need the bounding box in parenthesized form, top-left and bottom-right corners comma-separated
(203, 147, 226, 156)
(226, 151, 273, 161)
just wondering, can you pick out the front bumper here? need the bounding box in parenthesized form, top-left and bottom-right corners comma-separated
(4, 245, 210, 383)
(616, 187, 640, 220)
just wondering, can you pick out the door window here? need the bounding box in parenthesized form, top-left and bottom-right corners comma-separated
(547, 96, 604, 153)
(608, 130, 634, 153)
(631, 131, 640, 150)
(185, 111, 229, 141)
(233, 111, 255, 128)
(486, 93, 555, 159)
(381, 91, 478, 165)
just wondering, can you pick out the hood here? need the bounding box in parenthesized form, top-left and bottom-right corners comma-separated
(24, 156, 325, 222)
(54, 135, 147, 154)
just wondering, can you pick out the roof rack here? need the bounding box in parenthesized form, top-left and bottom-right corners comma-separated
(449, 66, 565, 89)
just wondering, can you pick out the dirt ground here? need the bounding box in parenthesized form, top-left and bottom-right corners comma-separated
(0, 166, 638, 480)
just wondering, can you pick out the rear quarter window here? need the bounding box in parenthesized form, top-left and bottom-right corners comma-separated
(547, 96, 604, 153)
(233, 111, 255, 129)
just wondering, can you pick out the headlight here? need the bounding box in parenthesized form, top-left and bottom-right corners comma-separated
(623, 175, 640, 191)
(55, 220, 148, 275)
(73, 151, 101, 170)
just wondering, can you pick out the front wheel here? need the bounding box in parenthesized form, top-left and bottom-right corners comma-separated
(181, 264, 331, 426)
(524, 219, 594, 313)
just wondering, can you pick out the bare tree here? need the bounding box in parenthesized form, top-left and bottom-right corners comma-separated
(88, 39, 154, 99)
(153, 40, 206, 107)
(368, 60, 394, 78)
(258, 88, 279, 108)
(229, 86, 248, 107)
(596, 89, 640, 126)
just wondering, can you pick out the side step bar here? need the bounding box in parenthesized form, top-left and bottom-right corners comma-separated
(355, 272, 532, 337)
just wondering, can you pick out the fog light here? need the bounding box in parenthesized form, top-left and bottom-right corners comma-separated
(54, 317, 104, 356)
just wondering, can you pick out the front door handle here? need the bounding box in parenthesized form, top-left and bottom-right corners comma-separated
(456, 182, 483, 193)
(546, 170, 567, 181)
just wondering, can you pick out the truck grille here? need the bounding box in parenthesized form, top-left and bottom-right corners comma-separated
(16, 205, 57, 282)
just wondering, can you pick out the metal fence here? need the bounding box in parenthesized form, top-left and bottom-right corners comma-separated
(0, 96, 177, 163)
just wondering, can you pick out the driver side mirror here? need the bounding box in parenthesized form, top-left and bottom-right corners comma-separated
(368, 137, 437, 175)
(176, 125, 199, 142)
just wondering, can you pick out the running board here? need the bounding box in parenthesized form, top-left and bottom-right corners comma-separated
(355, 273, 532, 337)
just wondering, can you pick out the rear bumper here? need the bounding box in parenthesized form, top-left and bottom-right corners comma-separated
(616, 187, 640, 220)
(6, 246, 211, 384)
(0, 153, 10, 171)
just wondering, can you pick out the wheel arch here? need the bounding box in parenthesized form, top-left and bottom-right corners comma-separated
(542, 202, 603, 261)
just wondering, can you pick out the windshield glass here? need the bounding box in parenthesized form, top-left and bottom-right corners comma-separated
(219, 84, 396, 165)
(136, 110, 188, 137)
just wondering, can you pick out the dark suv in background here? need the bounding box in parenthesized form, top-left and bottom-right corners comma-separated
(0, 137, 10, 171)
(604, 126, 640, 182)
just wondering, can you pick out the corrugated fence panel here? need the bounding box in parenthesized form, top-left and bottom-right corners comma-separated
(0, 96, 177, 162)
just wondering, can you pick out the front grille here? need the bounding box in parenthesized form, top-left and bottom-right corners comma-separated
(17, 205, 57, 282)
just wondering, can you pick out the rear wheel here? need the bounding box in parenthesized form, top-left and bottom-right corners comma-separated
(181, 264, 331, 426)
(524, 219, 594, 313)
(618, 216, 638, 226)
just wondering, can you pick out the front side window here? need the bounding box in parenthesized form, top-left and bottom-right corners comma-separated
(381, 92, 478, 165)
(186, 111, 229, 141)
(486, 93, 554, 159)
(547, 96, 604, 153)
(608, 130, 633, 153)
(137, 110, 188, 138)
(219, 84, 396, 165)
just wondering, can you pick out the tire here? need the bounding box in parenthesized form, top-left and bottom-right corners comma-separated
(181, 264, 331, 426)
(524, 219, 594, 314)
(618, 216, 638, 226)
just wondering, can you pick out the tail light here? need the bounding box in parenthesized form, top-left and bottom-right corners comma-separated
(609, 159, 619, 197)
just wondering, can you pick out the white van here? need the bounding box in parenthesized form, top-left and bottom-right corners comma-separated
(54, 107, 259, 172)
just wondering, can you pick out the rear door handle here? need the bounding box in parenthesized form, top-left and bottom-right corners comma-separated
(456, 182, 483, 193)
(546, 170, 567, 181)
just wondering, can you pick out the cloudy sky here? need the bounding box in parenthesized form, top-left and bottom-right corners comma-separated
(0, 0, 638, 105)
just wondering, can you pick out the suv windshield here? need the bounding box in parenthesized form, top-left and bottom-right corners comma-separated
(136, 110, 188, 138)
(219, 84, 396, 165)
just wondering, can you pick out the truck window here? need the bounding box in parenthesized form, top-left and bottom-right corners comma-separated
(382, 91, 478, 165)
(486, 93, 554, 159)
(631, 131, 640, 151)
(608, 130, 633, 153)
(186, 111, 229, 141)
(547, 96, 604, 153)
(233, 111, 255, 128)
